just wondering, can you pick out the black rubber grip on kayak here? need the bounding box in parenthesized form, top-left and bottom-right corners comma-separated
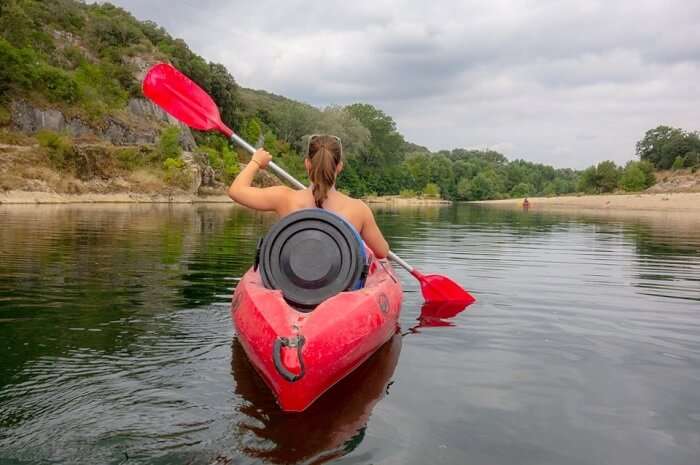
(273, 335, 306, 382)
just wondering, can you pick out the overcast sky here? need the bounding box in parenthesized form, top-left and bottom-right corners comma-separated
(108, 0, 699, 168)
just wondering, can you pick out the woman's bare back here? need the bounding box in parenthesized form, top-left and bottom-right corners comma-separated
(278, 188, 389, 258)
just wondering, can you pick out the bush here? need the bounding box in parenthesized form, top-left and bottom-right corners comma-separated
(400, 189, 416, 198)
(162, 157, 192, 189)
(620, 164, 646, 191)
(619, 161, 655, 192)
(75, 62, 128, 109)
(158, 126, 182, 160)
(0, 104, 10, 126)
(37, 130, 75, 168)
(201, 146, 223, 172)
(242, 117, 262, 144)
(39, 65, 79, 103)
(0, 39, 38, 93)
(114, 147, 144, 170)
(200, 144, 239, 183)
(221, 145, 240, 182)
(423, 182, 440, 198)
(163, 157, 184, 170)
(671, 155, 685, 170)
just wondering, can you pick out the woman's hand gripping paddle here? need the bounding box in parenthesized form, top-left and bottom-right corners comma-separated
(142, 62, 475, 304)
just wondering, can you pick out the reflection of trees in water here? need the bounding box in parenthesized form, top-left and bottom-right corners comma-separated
(623, 222, 699, 258)
(0, 205, 269, 381)
(621, 221, 700, 301)
(375, 204, 564, 240)
(229, 334, 402, 465)
(178, 207, 275, 308)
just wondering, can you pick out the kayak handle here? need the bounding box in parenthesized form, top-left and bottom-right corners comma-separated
(273, 335, 306, 382)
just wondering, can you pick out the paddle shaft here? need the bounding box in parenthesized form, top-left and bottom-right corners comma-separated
(229, 132, 413, 273)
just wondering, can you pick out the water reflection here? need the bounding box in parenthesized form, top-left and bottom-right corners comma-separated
(1, 203, 699, 465)
(231, 335, 402, 465)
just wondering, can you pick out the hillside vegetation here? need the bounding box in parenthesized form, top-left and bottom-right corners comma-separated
(1, 0, 698, 200)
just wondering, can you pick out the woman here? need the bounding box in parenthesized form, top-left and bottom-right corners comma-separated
(228, 135, 390, 259)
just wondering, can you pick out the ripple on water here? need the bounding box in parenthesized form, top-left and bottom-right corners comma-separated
(1, 204, 699, 465)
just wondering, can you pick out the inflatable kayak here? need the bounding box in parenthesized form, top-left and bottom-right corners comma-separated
(231, 209, 403, 412)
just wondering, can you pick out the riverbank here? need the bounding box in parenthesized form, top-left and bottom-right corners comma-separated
(364, 195, 451, 206)
(0, 191, 455, 206)
(0, 190, 232, 204)
(474, 192, 700, 213)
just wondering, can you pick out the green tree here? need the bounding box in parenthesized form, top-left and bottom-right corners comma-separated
(510, 182, 535, 198)
(597, 160, 620, 192)
(423, 182, 440, 198)
(346, 103, 405, 166)
(542, 182, 557, 196)
(428, 155, 454, 198)
(312, 106, 370, 160)
(402, 152, 432, 192)
(271, 101, 319, 144)
(456, 178, 472, 200)
(242, 117, 262, 145)
(468, 173, 497, 200)
(578, 165, 600, 193)
(620, 161, 649, 191)
(636, 125, 700, 169)
(638, 160, 656, 187)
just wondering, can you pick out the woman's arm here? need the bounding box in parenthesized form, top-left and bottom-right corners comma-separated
(359, 202, 390, 259)
(228, 149, 291, 213)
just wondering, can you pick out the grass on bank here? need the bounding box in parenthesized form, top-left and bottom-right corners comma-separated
(0, 126, 241, 194)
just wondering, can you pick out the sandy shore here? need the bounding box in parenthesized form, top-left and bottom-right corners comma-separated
(474, 192, 700, 213)
(0, 190, 233, 204)
(364, 195, 451, 206)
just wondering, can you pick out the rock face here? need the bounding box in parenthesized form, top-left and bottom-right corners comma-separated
(10, 99, 195, 149)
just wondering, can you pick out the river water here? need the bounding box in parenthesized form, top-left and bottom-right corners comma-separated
(1, 203, 699, 465)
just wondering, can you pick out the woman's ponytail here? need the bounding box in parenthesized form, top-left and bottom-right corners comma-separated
(307, 135, 342, 208)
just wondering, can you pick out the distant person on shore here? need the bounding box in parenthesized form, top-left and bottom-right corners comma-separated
(523, 198, 530, 209)
(227, 134, 389, 258)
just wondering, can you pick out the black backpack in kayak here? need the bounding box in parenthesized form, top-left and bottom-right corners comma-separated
(256, 209, 368, 309)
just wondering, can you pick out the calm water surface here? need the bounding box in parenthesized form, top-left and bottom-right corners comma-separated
(1, 203, 699, 465)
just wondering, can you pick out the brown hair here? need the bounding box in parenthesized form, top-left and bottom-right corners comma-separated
(307, 135, 342, 208)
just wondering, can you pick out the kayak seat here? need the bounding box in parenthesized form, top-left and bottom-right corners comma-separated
(257, 209, 368, 310)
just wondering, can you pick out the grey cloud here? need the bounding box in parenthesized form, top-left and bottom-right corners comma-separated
(105, 0, 700, 168)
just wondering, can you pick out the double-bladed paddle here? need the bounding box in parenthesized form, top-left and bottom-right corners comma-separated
(142, 63, 475, 304)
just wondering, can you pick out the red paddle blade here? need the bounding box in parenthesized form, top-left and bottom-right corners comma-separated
(142, 63, 232, 137)
(414, 272, 476, 304)
(417, 300, 474, 328)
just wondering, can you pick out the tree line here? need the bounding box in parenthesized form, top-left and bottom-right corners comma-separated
(1, 0, 697, 200)
(577, 125, 700, 194)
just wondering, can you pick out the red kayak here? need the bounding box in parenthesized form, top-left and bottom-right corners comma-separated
(231, 252, 402, 412)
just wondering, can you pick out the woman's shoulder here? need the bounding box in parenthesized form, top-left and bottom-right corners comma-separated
(333, 191, 369, 210)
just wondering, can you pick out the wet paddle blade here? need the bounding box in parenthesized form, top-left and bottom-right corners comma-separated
(419, 300, 474, 320)
(416, 300, 474, 328)
(415, 272, 476, 304)
(142, 63, 232, 137)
